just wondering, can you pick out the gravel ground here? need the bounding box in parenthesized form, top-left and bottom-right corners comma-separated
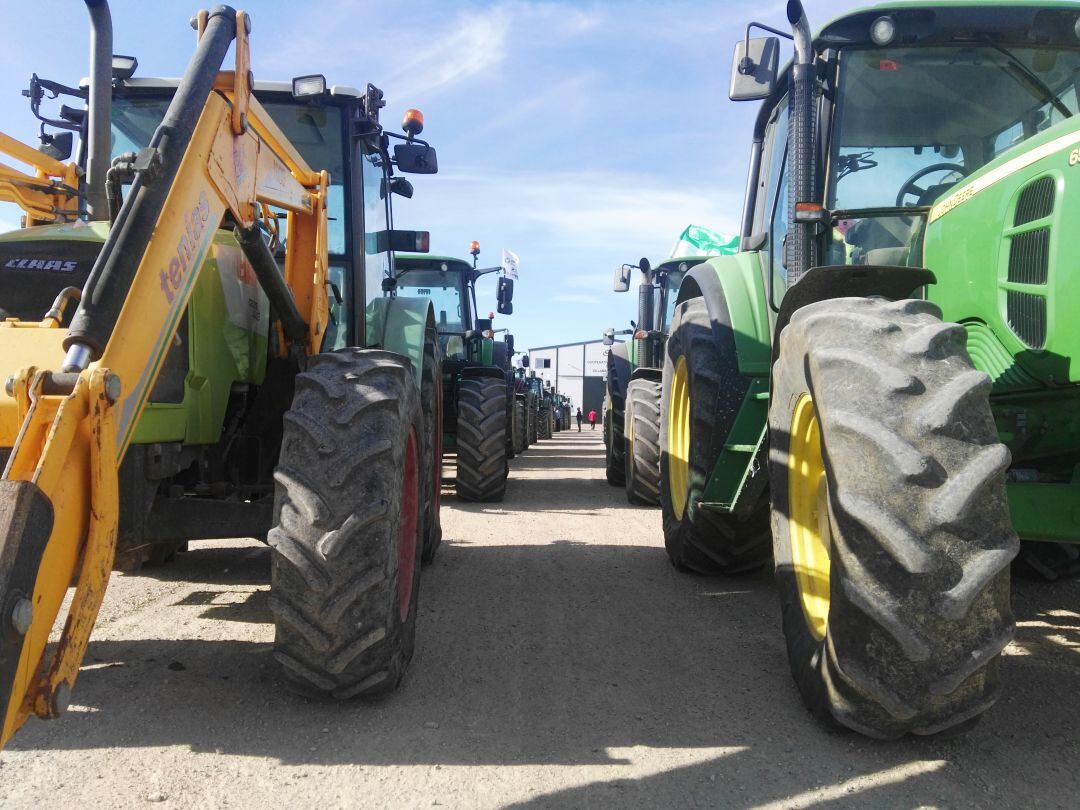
(1, 429, 1079, 808)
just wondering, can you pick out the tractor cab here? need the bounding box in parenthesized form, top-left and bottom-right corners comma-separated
(730, 3, 1080, 302)
(2, 71, 436, 353)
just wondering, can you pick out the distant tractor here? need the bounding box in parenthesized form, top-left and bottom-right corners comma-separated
(606, 257, 702, 504)
(657, 0, 1080, 737)
(396, 243, 515, 501)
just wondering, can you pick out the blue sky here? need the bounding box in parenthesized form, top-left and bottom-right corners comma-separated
(0, 0, 861, 354)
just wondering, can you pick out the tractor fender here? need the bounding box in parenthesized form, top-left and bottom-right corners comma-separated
(770, 265, 936, 368)
(607, 342, 631, 403)
(677, 254, 772, 376)
(366, 295, 436, 391)
(629, 366, 662, 384)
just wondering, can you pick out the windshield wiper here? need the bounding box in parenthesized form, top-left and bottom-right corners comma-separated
(989, 42, 1072, 120)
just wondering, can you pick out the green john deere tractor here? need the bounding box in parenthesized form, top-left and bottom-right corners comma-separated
(521, 368, 543, 444)
(396, 243, 515, 501)
(660, 0, 1080, 738)
(605, 256, 702, 505)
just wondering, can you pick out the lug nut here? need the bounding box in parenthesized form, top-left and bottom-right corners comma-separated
(10, 598, 32, 636)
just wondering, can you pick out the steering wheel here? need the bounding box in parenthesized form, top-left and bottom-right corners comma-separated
(895, 163, 967, 207)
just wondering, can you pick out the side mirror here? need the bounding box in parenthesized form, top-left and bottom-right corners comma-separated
(613, 265, 632, 293)
(602, 327, 615, 346)
(387, 176, 414, 199)
(40, 131, 73, 162)
(729, 36, 779, 101)
(394, 142, 438, 174)
(521, 355, 530, 367)
(373, 229, 430, 252)
(497, 277, 514, 315)
(506, 333, 515, 356)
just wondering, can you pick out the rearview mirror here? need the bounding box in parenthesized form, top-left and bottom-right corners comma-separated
(40, 131, 73, 162)
(729, 36, 779, 101)
(613, 265, 632, 293)
(602, 327, 615, 346)
(521, 355, 530, 367)
(394, 142, 438, 174)
(497, 277, 514, 315)
(506, 333, 515, 356)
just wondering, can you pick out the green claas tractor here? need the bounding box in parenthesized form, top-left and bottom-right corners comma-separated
(396, 242, 515, 501)
(605, 256, 702, 505)
(0, 1, 446, 745)
(659, 0, 1080, 738)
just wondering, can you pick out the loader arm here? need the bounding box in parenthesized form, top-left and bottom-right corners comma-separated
(0, 132, 81, 226)
(0, 6, 328, 748)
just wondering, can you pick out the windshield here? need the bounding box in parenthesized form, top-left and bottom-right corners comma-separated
(830, 45, 1080, 211)
(396, 267, 469, 333)
(109, 96, 347, 255)
(661, 268, 686, 329)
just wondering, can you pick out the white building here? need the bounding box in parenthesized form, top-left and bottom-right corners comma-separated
(526, 338, 622, 415)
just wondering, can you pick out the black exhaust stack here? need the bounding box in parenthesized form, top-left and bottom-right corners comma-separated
(84, 0, 112, 221)
(786, 0, 817, 287)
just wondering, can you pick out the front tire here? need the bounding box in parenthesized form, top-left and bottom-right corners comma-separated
(269, 350, 424, 699)
(624, 378, 662, 506)
(659, 297, 770, 574)
(770, 297, 1018, 738)
(456, 376, 507, 502)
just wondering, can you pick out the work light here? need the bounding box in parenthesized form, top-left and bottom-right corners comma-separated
(870, 15, 896, 46)
(291, 74, 326, 99)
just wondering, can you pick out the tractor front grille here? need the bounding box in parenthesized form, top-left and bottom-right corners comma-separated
(1006, 291, 1046, 350)
(1007, 227, 1050, 285)
(1013, 176, 1055, 226)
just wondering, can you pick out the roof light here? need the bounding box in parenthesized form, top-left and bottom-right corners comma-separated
(469, 240, 481, 256)
(414, 231, 430, 252)
(870, 15, 896, 46)
(291, 74, 326, 99)
(402, 108, 424, 137)
(111, 55, 138, 81)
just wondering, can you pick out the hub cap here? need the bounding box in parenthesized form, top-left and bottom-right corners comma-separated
(787, 394, 831, 641)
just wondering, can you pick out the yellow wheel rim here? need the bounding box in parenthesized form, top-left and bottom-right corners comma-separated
(668, 356, 691, 520)
(787, 394, 832, 641)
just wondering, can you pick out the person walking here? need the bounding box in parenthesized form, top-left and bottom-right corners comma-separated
(588, 408, 597, 430)
(575, 408, 583, 431)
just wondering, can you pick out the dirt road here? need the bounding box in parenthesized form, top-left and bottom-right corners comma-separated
(1, 429, 1079, 808)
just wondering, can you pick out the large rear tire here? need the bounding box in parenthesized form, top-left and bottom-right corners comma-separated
(770, 297, 1018, 738)
(624, 378, 662, 506)
(512, 397, 526, 454)
(538, 403, 552, 440)
(527, 397, 538, 445)
(456, 376, 507, 501)
(420, 339, 443, 564)
(269, 350, 424, 699)
(659, 297, 770, 574)
(605, 346, 629, 486)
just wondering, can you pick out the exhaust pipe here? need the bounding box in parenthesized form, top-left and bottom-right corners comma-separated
(84, 0, 112, 221)
(785, 0, 817, 287)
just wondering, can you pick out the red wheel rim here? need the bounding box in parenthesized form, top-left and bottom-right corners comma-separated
(398, 429, 419, 621)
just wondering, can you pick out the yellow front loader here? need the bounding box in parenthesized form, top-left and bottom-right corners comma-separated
(0, 2, 442, 749)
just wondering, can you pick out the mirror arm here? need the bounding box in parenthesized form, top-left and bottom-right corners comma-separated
(740, 22, 793, 74)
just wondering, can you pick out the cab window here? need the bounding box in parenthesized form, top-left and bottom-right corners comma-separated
(361, 143, 390, 308)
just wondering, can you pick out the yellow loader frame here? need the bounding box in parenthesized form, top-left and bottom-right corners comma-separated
(0, 7, 327, 747)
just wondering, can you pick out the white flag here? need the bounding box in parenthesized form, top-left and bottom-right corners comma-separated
(501, 249, 520, 280)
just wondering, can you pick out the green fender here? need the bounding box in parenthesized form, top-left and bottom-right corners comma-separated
(365, 295, 436, 391)
(675, 251, 772, 514)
